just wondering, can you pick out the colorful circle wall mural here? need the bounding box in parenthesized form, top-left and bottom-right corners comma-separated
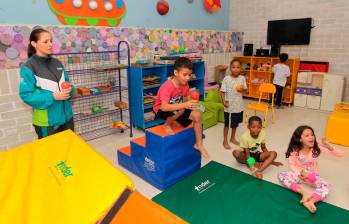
(0, 25, 243, 69)
(47, 0, 126, 27)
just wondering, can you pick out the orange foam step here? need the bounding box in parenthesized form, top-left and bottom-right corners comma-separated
(131, 136, 146, 147)
(110, 191, 187, 224)
(118, 145, 131, 156)
(147, 122, 193, 137)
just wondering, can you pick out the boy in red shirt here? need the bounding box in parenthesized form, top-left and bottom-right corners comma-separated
(153, 57, 209, 158)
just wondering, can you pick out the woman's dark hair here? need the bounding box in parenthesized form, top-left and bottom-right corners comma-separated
(285, 125, 320, 158)
(27, 28, 49, 58)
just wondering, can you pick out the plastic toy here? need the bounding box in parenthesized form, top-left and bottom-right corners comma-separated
(111, 121, 127, 129)
(198, 105, 205, 112)
(61, 81, 71, 90)
(97, 85, 112, 92)
(114, 101, 128, 109)
(77, 87, 90, 96)
(179, 47, 186, 53)
(257, 62, 271, 71)
(190, 91, 200, 101)
(135, 59, 152, 66)
(171, 45, 179, 53)
(246, 157, 255, 167)
(90, 88, 103, 95)
(307, 172, 317, 184)
(91, 106, 103, 114)
(235, 84, 243, 91)
(300, 170, 316, 184)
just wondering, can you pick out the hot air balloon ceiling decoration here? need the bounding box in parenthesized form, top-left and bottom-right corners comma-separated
(47, 0, 126, 27)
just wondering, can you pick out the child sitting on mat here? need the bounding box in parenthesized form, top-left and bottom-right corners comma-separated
(232, 116, 283, 179)
(278, 125, 343, 213)
(153, 57, 209, 158)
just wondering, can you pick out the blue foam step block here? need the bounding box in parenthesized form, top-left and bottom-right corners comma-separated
(117, 126, 201, 190)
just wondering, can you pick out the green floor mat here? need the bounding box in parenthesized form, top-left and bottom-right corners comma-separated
(152, 161, 349, 224)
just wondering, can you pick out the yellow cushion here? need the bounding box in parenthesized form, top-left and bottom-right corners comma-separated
(326, 107, 349, 146)
(0, 130, 134, 224)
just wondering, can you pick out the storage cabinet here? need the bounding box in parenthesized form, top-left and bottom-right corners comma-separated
(53, 41, 132, 140)
(130, 61, 205, 129)
(233, 56, 300, 104)
(294, 72, 345, 111)
(321, 74, 345, 111)
(307, 95, 322, 109)
(294, 93, 307, 107)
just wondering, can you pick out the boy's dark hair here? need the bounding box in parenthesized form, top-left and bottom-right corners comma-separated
(248, 116, 262, 126)
(230, 59, 241, 67)
(174, 57, 193, 71)
(279, 53, 288, 63)
(285, 125, 320, 158)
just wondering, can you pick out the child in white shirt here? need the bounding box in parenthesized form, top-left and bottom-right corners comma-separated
(272, 53, 290, 108)
(220, 59, 247, 149)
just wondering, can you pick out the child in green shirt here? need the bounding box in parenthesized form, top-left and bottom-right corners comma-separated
(232, 116, 283, 179)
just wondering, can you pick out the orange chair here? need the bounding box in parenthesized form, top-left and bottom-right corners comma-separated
(246, 83, 276, 127)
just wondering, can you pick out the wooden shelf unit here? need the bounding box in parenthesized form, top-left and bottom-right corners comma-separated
(129, 61, 205, 129)
(234, 56, 300, 104)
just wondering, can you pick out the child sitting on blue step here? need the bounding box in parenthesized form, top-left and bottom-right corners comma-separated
(153, 57, 209, 158)
(232, 116, 283, 179)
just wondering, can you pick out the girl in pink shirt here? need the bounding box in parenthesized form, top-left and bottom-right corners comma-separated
(278, 125, 343, 213)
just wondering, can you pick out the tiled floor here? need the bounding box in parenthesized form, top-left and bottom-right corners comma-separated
(89, 104, 349, 210)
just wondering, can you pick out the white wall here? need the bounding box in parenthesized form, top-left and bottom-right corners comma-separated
(0, 69, 36, 150)
(230, 0, 349, 101)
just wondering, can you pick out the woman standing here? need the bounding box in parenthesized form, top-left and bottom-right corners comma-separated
(19, 28, 75, 138)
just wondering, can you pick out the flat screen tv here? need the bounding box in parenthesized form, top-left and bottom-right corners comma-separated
(267, 18, 312, 45)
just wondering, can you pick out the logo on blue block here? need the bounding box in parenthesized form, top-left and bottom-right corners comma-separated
(144, 156, 155, 172)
